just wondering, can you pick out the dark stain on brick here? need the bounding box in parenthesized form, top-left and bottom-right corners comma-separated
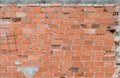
(18, 55, 28, 60)
(62, 46, 70, 50)
(69, 66, 79, 72)
(107, 26, 115, 34)
(12, 17, 21, 22)
(51, 50, 54, 55)
(91, 23, 100, 29)
(1, 17, 11, 19)
(71, 24, 80, 29)
(115, 42, 119, 46)
(81, 24, 87, 28)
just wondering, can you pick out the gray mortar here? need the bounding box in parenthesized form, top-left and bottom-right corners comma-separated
(113, 5, 120, 78)
(17, 66, 39, 78)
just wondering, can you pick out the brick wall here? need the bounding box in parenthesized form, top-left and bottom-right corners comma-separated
(0, 4, 118, 78)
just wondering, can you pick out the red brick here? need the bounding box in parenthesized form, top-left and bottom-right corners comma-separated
(95, 72, 105, 77)
(75, 7, 84, 12)
(95, 62, 104, 66)
(105, 7, 116, 12)
(29, 55, 39, 61)
(63, 7, 74, 12)
(50, 56, 59, 61)
(11, 7, 18, 12)
(92, 46, 103, 50)
(51, 40, 62, 45)
(84, 40, 94, 45)
(27, 12, 36, 17)
(85, 7, 96, 12)
(95, 7, 104, 12)
(5, 12, 15, 17)
(72, 46, 81, 51)
(84, 72, 94, 77)
(82, 46, 92, 51)
(0, 5, 117, 78)
(84, 62, 94, 67)
(0, 12, 4, 17)
(31, 7, 41, 12)
(33, 18, 42, 23)
(71, 56, 80, 61)
(81, 56, 91, 61)
(88, 13, 99, 18)
(42, 8, 53, 12)
(100, 13, 113, 19)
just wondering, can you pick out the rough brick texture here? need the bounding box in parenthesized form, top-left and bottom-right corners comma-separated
(0, 4, 117, 78)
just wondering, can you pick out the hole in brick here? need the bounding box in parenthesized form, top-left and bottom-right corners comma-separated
(12, 17, 21, 22)
(45, 12, 49, 18)
(51, 51, 54, 55)
(81, 24, 86, 28)
(116, 63, 120, 65)
(42, 50, 46, 54)
(107, 26, 115, 34)
(104, 8, 108, 12)
(113, 12, 119, 16)
(50, 45, 61, 51)
(115, 42, 119, 45)
(78, 72, 84, 76)
(69, 66, 79, 72)
(91, 23, 100, 29)
(17, 6, 21, 8)
(18, 55, 28, 61)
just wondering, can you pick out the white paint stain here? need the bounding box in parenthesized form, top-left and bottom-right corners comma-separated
(17, 66, 39, 78)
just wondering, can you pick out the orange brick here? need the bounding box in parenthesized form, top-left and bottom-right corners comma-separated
(75, 7, 84, 12)
(51, 40, 62, 45)
(72, 46, 81, 51)
(105, 7, 116, 12)
(84, 72, 94, 77)
(50, 56, 60, 61)
(84, 62, 94, 67)
(81, 56, 91, 61)
(95, 72, 105, 77)
(84, 40, 94, 45)
(95, 7, 104, 12)
(100, 13, 113, 19)
(42, 8, 53, 12)
(8, 56, 17, 61)
(82, 46, 91, 51)
(85, 7, 96, 12)
(95, 62, 104, 66)
(93, 46, 103, 50)
(71, 56, 80, 61)
(31, 7, 41, 12)
(29, 55, 39, 61)
(33, 18, 42, 23)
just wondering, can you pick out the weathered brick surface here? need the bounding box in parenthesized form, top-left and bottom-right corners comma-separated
(0, 4, 117, 78)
